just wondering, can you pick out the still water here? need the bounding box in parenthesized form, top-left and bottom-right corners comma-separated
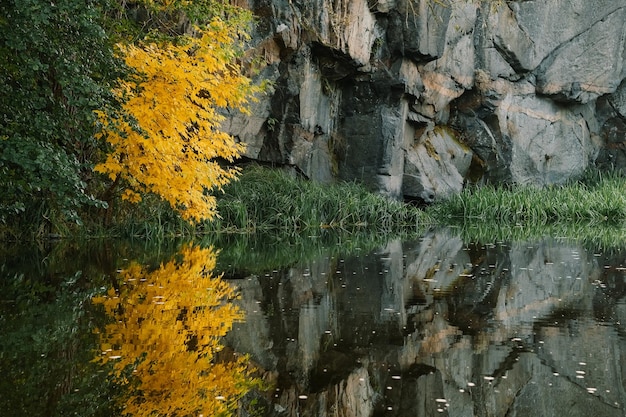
(1, 227, 625, 416)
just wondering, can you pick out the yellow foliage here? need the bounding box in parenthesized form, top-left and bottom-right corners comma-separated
(95, 18, 260, 222)
(93, 244, 258, 417)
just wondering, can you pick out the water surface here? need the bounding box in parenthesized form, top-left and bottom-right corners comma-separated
(1, 228, 625, 416)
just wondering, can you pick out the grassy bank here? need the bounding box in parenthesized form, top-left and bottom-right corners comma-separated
(429, 171, 626, 225)
(205, 165, 430, 234)
(4, 165, 626, 244)
(0, 164, 432, 241)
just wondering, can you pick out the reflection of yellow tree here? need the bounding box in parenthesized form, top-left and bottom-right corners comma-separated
(93, 245, 257, 417)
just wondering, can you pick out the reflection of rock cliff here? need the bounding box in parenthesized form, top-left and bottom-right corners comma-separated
(225, 229, 626, 416)
(225, 0, 626, 202)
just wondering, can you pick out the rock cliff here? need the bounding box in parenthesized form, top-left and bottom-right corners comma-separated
(225, 0, 626, 202)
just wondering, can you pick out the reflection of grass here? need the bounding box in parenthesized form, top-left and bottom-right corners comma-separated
(450, 222, 626, 249)
(200, 230, 411, 276)
(429, 171, 626, 225)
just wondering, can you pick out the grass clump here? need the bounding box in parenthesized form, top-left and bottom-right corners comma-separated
(203, 164, 432, 234)
(429, 171, 626, 225)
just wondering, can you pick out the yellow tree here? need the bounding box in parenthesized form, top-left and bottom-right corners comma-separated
(93, 244, 259, 416)
(95, 15, 259, 222)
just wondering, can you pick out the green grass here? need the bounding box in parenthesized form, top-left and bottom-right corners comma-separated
(201, 164, 432, 235)
(428, 171, 626, 225)
(5, 163, 626, 247)
(427, 170, 626, 247)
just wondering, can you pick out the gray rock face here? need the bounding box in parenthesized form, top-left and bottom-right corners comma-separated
(595, 81, 626, 170)
(611, 80, 626, 119)
(403, 126, 473, 202)
(498, 93, 595, 185)
(224, 0, 626, 198)
(534, 7, 626, 104)
(387, 0, 451, 62)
